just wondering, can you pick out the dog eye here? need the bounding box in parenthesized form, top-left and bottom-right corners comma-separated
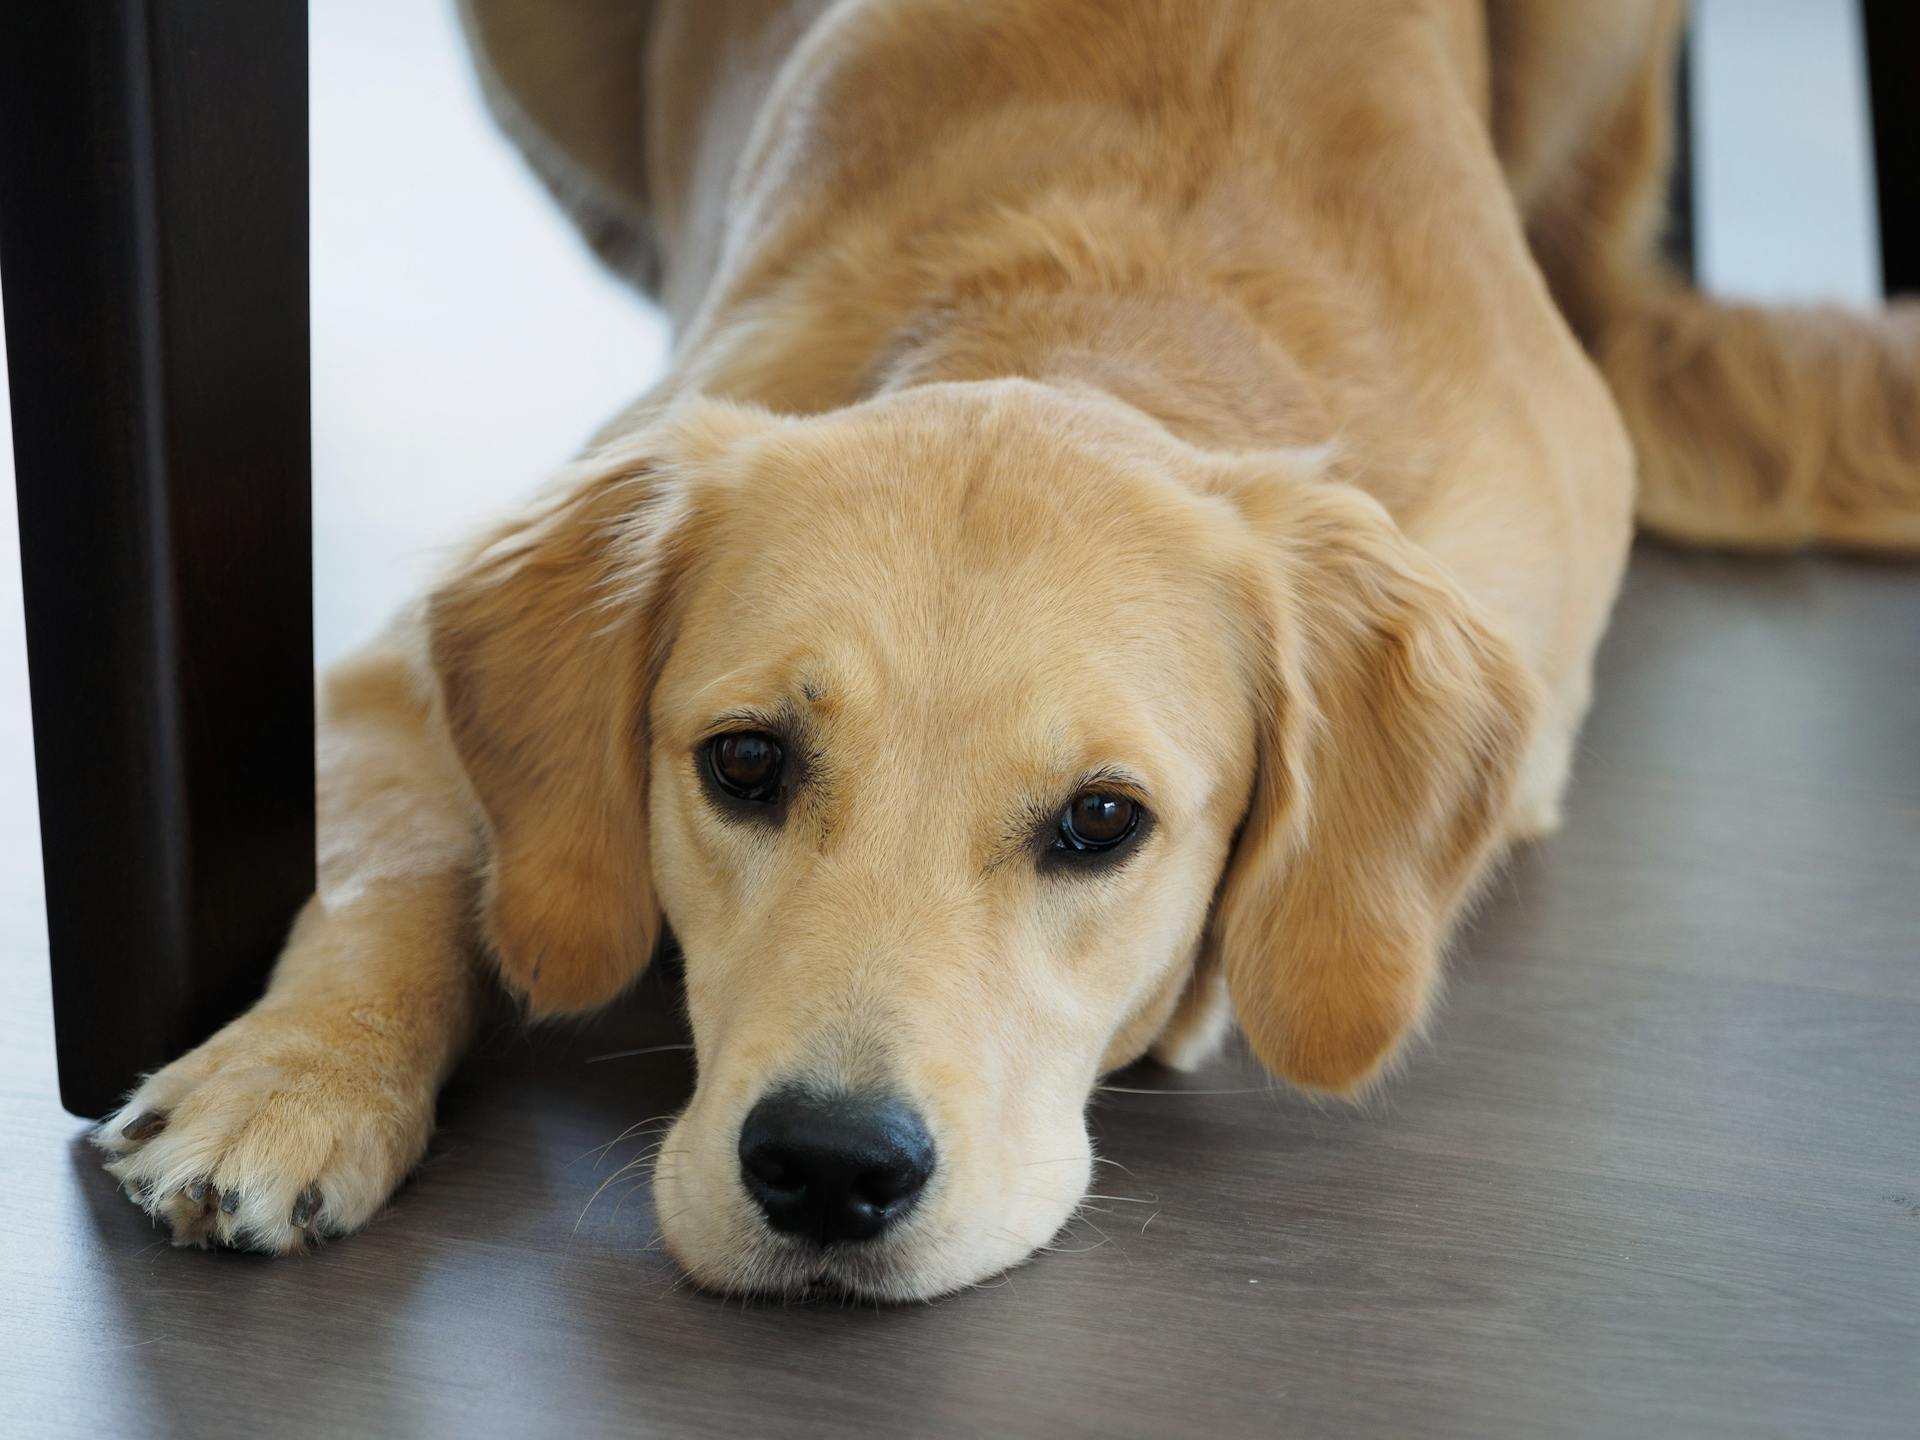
(1053, 791, 1141, 855)
(706, 732, 785, 803)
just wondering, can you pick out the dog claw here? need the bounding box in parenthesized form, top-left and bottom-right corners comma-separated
(291, 1185, 322, 1229)
(185, 1179, 210, 1203)
(220, 1189, 240, 1215)
(121, 1110, 167, 1142)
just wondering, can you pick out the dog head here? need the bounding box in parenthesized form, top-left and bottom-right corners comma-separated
(428, 380, 1533, 1299)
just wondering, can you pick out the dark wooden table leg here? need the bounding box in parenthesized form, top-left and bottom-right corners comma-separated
(1862, 0, 1917, 296)
(0, 1, 313, 1118)
(1665, 23, 1697, 285)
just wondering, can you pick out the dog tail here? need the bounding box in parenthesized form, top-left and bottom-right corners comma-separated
(1591, 277, 1920, 552)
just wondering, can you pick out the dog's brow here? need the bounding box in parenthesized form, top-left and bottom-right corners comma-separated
(702, 701, 798, 738)
(1078, 764, 1151, 800)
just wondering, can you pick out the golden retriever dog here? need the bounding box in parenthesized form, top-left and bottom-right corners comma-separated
(95, 0, 1917, 1300)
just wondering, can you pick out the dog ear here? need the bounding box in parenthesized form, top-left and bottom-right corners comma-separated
(1206, 462, 1538, 1093)
(426, 403, 759, 1015)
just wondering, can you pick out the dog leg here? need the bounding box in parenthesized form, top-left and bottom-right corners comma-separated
(1505, 680, 1584, 842)
(91, 626, 484, 1251)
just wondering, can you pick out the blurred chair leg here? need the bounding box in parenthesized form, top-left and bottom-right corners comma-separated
(1665, 21, 1698, 285)
(1861, 0, 1918, 296)
(0, 1, 314, 1118)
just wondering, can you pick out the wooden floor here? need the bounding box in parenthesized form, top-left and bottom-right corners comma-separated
(0, 542, 1915, 1438)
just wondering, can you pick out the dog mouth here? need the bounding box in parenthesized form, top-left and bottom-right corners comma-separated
(689, 1191, 1077, 1303)
(715, 1231, 937, 1304)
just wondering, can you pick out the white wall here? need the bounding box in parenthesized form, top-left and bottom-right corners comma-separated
(1690, 0, 1881, 304)
(308, 0, 669, 666)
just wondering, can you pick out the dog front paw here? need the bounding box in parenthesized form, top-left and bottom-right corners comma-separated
(91, 1010, 436, 1252)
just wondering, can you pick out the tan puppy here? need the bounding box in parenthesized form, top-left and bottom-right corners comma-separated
(96, 0, 1918, 1300)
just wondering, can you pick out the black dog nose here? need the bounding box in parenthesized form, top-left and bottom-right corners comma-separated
(738, 1088, 935, 1245)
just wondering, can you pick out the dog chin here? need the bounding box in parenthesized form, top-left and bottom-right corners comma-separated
(711, 1238, 959, 1304)
(665, 1207, 1075, 1304)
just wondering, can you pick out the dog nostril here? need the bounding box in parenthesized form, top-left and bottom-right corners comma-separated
(854, 1161, 925, 1209)
(738, 1087, 935, 1246)
(742, 1150, 804, 1194)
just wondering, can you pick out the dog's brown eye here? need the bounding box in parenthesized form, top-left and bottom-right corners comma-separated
(1055, 792, 1140, 854)
(707, 732, 784, 802)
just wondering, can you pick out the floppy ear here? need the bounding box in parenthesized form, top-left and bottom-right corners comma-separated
(1208, 465, 1539, 1094)
(426, 404, 755, 1015)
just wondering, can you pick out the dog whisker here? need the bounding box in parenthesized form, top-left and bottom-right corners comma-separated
(1075, 1214, 1129, 1265)
(571, 1112, 681, 1169)
(584, 1043, 696, 1065)
(574, 1154, 665, 1232)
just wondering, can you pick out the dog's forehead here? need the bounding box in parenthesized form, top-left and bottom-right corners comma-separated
(703, 389, 1224, 615)
(665, 558, 1220, 759)
(689, 409, 1225, 630)
(661, 395, 1250, 779)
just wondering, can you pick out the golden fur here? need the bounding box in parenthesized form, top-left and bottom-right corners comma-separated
(97, 0, 1917, 1297)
